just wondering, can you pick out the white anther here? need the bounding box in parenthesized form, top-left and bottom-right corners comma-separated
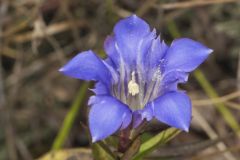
(128, 72, 139, 96)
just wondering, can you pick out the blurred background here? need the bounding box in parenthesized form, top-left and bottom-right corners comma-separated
(0, 0, 240, 160)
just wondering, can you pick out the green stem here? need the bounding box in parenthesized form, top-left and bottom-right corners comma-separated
(51, 83, 89, 150)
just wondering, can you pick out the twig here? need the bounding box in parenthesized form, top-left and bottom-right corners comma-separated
(154, 0, 239, 10)
(8, 20, 88, 43)
(192, 91, 240, 106)
(225, 102, 240, 110)
(192, 144, 240, 160)
(112, 0, 239, 18)
(136, 0, 157, 16)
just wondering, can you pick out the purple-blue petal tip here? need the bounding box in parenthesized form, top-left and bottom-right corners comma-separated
(208, 48, 214, 54)
(92, 137, 97, 143)
(184, 127, 189, 132)
(58, 67, 65, 72)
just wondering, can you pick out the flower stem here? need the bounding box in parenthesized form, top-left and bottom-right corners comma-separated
(118, 128, 131, 153)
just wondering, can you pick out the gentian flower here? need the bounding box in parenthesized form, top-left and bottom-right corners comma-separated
(59, 15, 212, 142)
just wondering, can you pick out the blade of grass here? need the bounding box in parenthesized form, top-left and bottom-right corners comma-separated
(52, 82, 89, 150)
(132, 128, 181, 160)
(167, 20, 239, 132)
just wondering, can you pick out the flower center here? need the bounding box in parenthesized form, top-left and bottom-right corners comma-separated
(127, 68, 162, 111)
(111, 63, 163, 111)
(128, 72, 139, 96)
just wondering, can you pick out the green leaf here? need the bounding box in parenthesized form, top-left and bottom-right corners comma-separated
(133, 128, 181, 160)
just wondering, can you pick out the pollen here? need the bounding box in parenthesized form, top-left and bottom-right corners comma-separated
(128, 72, 139, 96)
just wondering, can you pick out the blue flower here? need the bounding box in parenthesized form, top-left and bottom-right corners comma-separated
(59, 15, 212, 142)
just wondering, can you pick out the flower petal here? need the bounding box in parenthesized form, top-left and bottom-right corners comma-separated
(132, 111, 142, 128)
(160, 70, 189, 94)
(104, 36, 120, 68)
(102, 59, 119, 84)
(164, 38, 213, 72)
(120, 112, 132, 130)
(132, 105, 154, 128)
(150, 92, 192, 131)
(145, 37, 168, 83)
(90, 82, 109, 95)
(147, 37, 168, 69)
(59, 50, 110, 83)
(113, 15, 151, 66)
(89, 96, 132, 142)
